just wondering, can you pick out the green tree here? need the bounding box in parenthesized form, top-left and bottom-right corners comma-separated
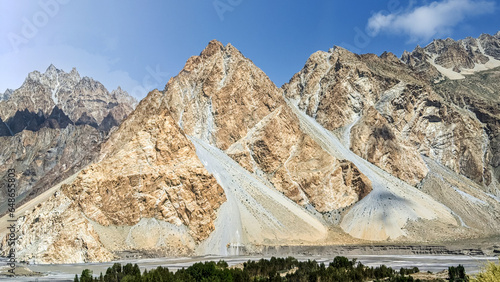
(449, 265, 468, 282)
(80, 269, 93, 282)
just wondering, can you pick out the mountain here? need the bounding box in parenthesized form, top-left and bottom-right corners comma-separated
(0, 89, 13, 101)
(0, 65, 137, 216)
(2, 33, 500, 263)
(0, 64, 137, 133)
(401, 32, 500, 81)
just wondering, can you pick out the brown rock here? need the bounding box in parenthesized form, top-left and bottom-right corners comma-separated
(165, 41, 372, 213)
(350, 107, 428, 185)
(2, 89, 226, 263)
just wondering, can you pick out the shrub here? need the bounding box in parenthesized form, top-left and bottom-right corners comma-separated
(471, 258, 500, 282)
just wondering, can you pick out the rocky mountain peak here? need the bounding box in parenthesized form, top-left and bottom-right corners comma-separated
(164, 39, 281, 149)
(45, 63, 59, 77)
(111, 86, 138, 108)
(200, 39, 225, 58)
(0, 65, 136, 127)
(379, 51, 399, 62)
(0, 89, 13, 100)
(401, 31, 500, 80)
(329, 45, 358, 58)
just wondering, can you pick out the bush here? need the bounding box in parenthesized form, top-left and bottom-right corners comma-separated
(471, 258, 500, 282)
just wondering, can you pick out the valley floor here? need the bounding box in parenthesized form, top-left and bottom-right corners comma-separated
(1, 250, 498, 281)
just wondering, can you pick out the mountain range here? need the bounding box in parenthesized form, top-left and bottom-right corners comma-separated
(1, 32, 500, 263)
(0, 65, 137, 216)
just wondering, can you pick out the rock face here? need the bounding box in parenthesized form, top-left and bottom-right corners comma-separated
(350, 107, 428, 186)
(433, 67, 500, 190)
(0, 65, 137, 125)
(0, 125, 101, 201)
(0, 65, 137, 214)
(283, 48, 429, 185)
(163, 40, 371, 213)
(1, 89, 226, 263)
(402, 33, 500, 81)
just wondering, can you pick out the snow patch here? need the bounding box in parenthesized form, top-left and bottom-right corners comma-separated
(427, 54, 465, 80)
(51, 74, 60, 105)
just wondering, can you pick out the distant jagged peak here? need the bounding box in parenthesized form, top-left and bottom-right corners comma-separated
(402, 31, 500, 80)
(26, 64, 81, 90)
(45, 63, 60, 76)
(0, 65, 137, 125)
(111, 86, 138, 108)
(0, 88, 13, 101)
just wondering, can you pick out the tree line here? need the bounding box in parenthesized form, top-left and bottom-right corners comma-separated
(73, 255, 472, 282)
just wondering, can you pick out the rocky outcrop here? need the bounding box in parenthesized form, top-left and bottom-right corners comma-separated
(0, 65, 137, 125)
(402, 33, 500, 80)
(163, 40, 371, 213)
(1, 89, 226, 263)
(0, 65, 137, 215)
(350, 107, 428, 186)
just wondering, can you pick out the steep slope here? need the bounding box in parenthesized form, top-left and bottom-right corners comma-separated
(191, 136, 328, 255)
(283, 44, 492, 189)
(163, 40, 371, 215)
(282, 48, 429, 185)
(285, 100, 456, 240)
(281, 37, 500, 239)
(433, 67, 500, 194)
(0, 65, 137, 215)
(1, 89, 225, 263)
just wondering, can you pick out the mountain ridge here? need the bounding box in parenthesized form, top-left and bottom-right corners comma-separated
(0, 65, 137, 219)
(1, 33, 500, 263)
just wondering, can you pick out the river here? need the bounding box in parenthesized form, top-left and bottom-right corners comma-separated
(0, 254, 497, 281)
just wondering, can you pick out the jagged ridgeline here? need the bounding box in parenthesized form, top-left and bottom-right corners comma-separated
(1, 32, 500, 263)
(0, 65, 137, 216)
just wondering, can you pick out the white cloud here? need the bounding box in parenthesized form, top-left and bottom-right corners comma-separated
(0, 44, 149, 100)
(367, 0, 495, 42)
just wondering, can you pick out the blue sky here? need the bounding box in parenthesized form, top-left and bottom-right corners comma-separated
(1, 0, 499, 100)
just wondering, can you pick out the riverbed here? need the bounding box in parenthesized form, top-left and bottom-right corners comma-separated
(1, 254, 498, 281)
